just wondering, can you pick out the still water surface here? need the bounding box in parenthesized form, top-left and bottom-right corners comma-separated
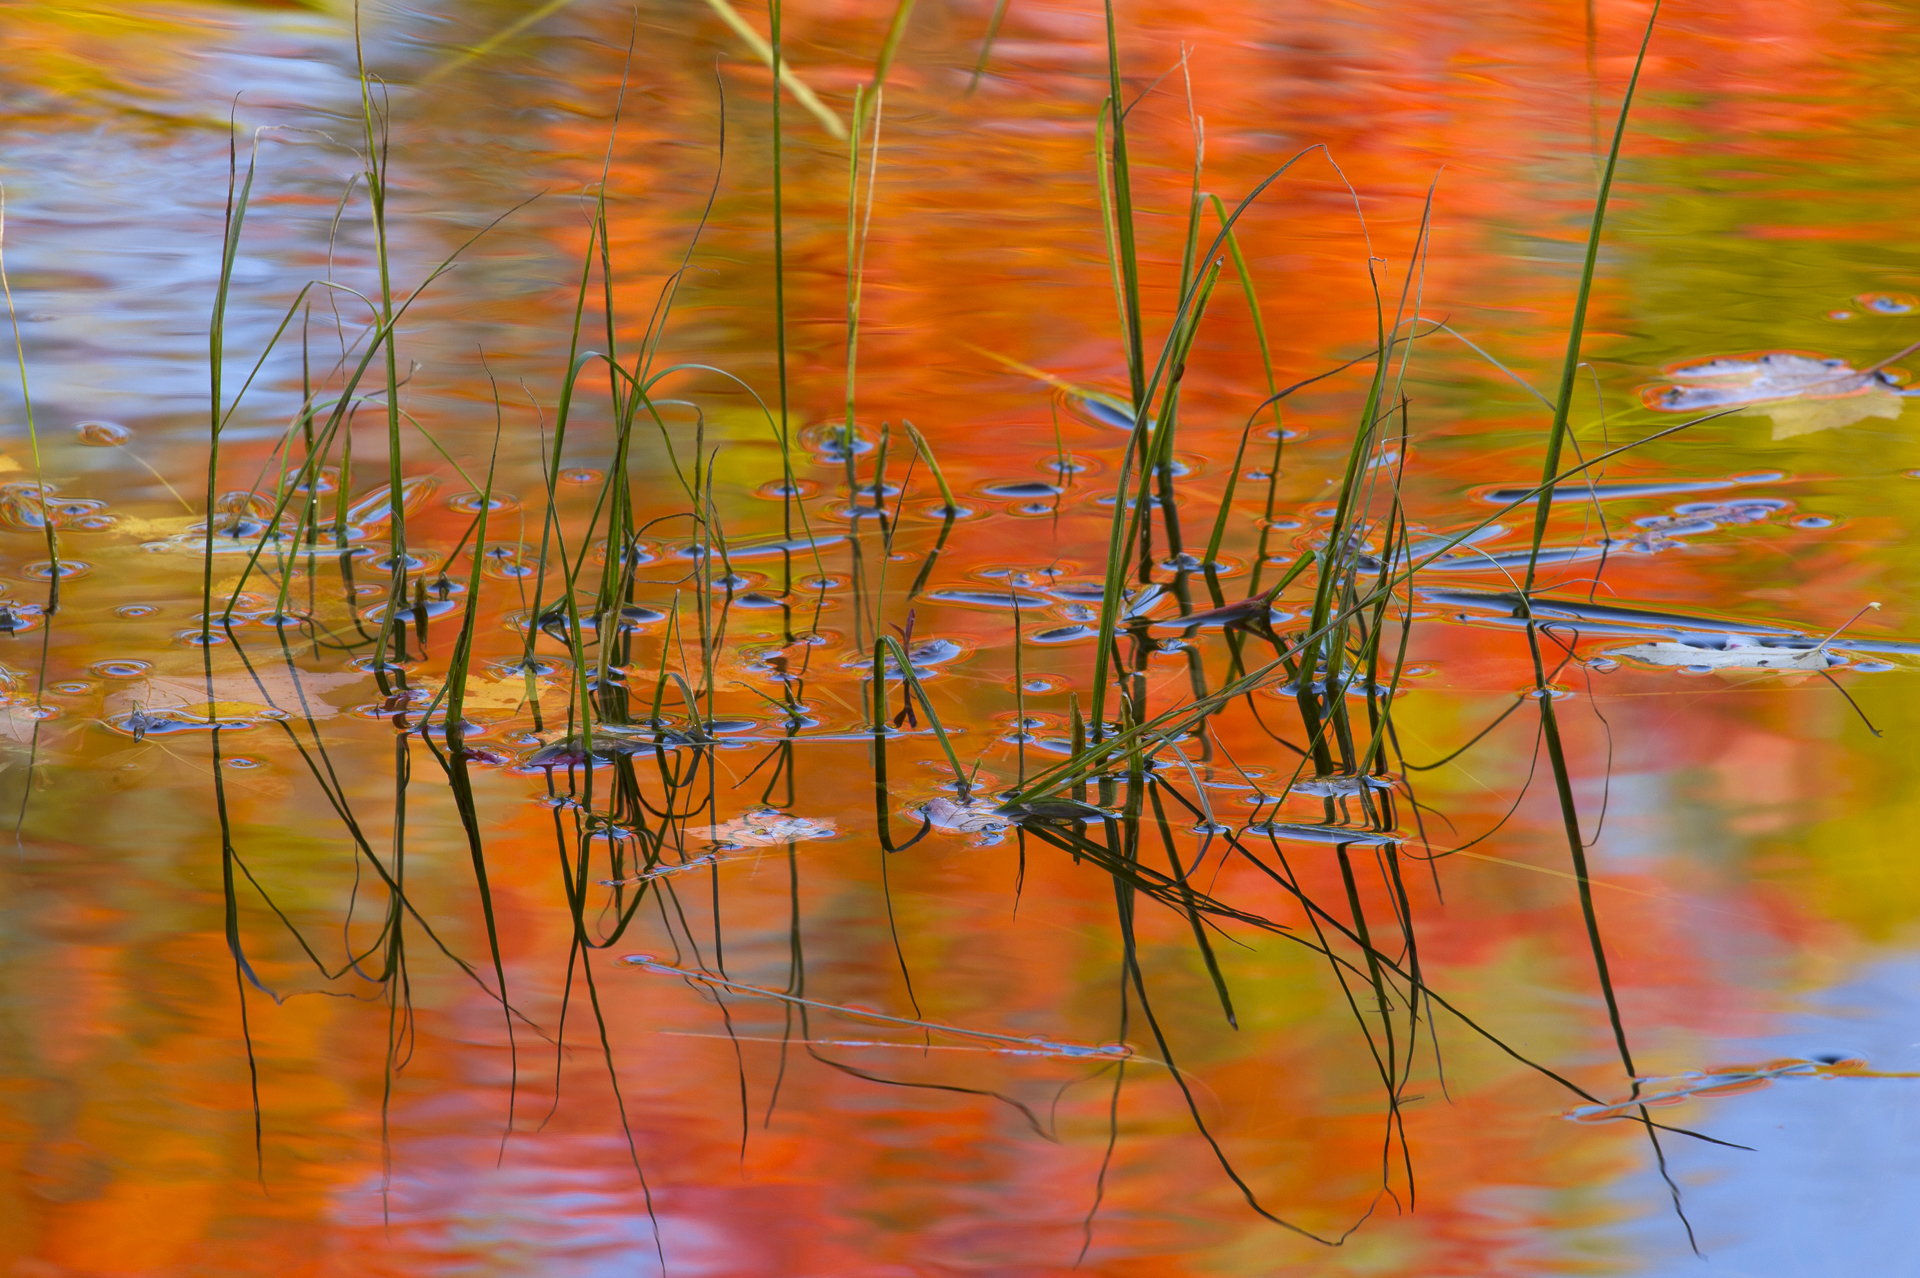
(3, 1, 1920, 1274)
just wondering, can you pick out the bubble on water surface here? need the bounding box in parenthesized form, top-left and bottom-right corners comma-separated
(1070, 395, 1137, 430)
(1792, 514, 1836, 528)
(492, 659, 559, 678)
(370, 552, 439, 572)
(74, 420, 130, 446)
(24, 560, 88, 580)
(1159, 552, 1243, 576)
(981, 481, 1062, 500)
(1858, 292, 1917, 314)
(756, 478, 818, 499)
(798, 422, 874, 462)
(92, 660, 151, 678)
(480, 541, 541, 579)
(284, 466, 338, 494)
(49, 681, 91, 694)
(115, 605, 158, 619)
(224, 757, 260, 769)
(447, 491, 518, 513)
(912, 500, 981, 521)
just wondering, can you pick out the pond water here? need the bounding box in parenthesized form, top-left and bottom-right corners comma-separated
(4, 1, 1920, 1274)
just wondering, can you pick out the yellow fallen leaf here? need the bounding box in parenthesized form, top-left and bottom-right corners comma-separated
(1743, 386, 1905, 440)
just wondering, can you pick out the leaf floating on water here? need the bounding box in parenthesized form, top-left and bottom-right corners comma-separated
(1564, 1056, 1894, 1124)
(915, 795, 1014, 843)
(1752, 388, 1903, 440)
(704, 810, 836, 848)
(1646, 351, 1906, 440)
(1607, 638, 1840, 673)
(74, 421, 131, 446)
(1474, 473, 1784, 505)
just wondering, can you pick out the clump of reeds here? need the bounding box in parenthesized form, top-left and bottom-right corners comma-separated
(175, 0, 1727, 1256)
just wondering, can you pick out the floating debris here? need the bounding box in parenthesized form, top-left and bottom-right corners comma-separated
(341, 476, 439, 528)
(0, 483, 111, 532)
(704, 810, 835, 848)
(1245, 821, 1399, 846)
(980, 481, 1062, 499)
(1073, 395, 1137, 430)
(619, 954, 1133, 1060)
(1401, 523, 1508, 560)
(1289, 773, 1397, 798)
(1629, 497, 1788, 544)
(1429, 590, 1920, 652)
(1420, 590, 1802, 636)
(913, 795, 1015, 844)
(1027, 624, 1099, 644)
(1645, 352, 1907, 440)
(1857, 292, 1916, 315)
(842, 636, 971, 673)
(925, 587, 1051, 610)
(1147, 592, 1285, 631)
(1606, 635, 1844, 673)
(723, 532, 848, 560)
(74, 420, 132, 446)
(110, 708, 259, 740)
(992, 797, 1114, 826)
(1414, 544, 1610, 574)
(1564, 1056, 1895, 1124)
(798, 422, 875, 462)
(447, 491, 518, 514)
(479, 542, 541, 579)
(1475, 472, 1783, 506)
(523, 724, 713, 767)
(598, 852, 726, 887)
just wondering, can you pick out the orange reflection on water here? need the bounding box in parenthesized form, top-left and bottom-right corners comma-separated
(3, 0, 1920, 1274)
